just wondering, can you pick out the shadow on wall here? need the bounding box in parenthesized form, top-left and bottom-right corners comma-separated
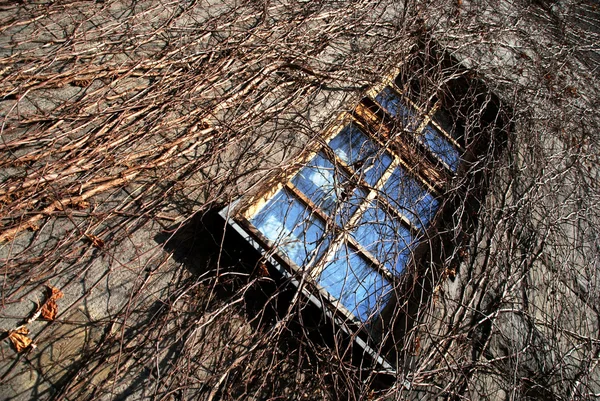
(153, 209, 345, 399)
(154, 207, 285, 325)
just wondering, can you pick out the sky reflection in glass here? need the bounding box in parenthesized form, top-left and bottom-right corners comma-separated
(317, 244, 391, 322)
(351, 201, 415, 274)
(420, 125, 460, 171)
(291, 152, 365, 224)
(329, 124, 393, 186)
(251, 189, 330, 267)
(382, 166, 439, 229)
(375, 86, 419, 130)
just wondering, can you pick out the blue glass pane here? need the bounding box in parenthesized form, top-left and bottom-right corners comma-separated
(317, 244, 391, 322)
(291, 153, 364, 224)
(420, 125, 460, 171)
(351, 202, 415, 274)
(382, 166, 440, 229)
(251, 189, 330, 267)
(329, 124, 393, 186)
(374, 86, 419, 130)
(291, 153, 343, 216)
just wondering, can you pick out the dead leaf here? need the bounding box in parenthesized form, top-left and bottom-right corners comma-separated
(565, 86, 578, 98)
(0, 194, 13, 205)
(49, 286, 63, 300)
(85, 234, 104, 249)
(8, 326, 33, 352)
(40, 286, 64, 321)
(256, 262, 270, 277)
(413, 335, 421, 355)
(1, 234, 15, 243)
(73, 200, 90, 210)
(72, 79, 92, 87)
(40, 301, 58, 320)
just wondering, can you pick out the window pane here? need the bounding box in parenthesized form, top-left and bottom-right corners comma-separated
(351, 201, 415, 274)
(382, 166, 440, 229)
(251, 189, 330, 267)
(291, 152, 363, 224)
(419, 125, 460, 171)
(328, 124, 393, 186)
(317, 244, 391, 322)
(374, 86, 419, 130)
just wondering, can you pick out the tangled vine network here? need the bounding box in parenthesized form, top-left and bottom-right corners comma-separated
(1, 1, 599, 400)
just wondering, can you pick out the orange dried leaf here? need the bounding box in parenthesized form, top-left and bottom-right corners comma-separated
(413, 335, 421, 355)
(565, 86, 578, 97)
(48, 286, 64, 301)
(25, 222, 39, 232)
(72, 79, 92, 87)
(85, 234, 104, 249)
(40, 300, 58, 321)
(8, 327, 33, 352)
(257, 262, 270, 277)
(40, 286, 63, 321)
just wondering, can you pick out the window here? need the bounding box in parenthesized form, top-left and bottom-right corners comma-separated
(217, 45, 508, 374)
(228, 79, 464, 326)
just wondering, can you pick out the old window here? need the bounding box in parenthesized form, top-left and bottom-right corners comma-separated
(222, 71, 465, 322)
(217, 45, 508, 374)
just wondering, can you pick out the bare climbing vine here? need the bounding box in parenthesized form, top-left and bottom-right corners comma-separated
(0, 0, 599, 400)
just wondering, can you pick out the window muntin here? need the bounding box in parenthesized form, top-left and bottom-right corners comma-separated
(374, 85, 462, 173)
(419, 125, 461, 171)
(350, 201, 415, 274)
(250, 188, 331, 268)
(244, 82, 462, 324)
(290, 152, 366, 225)
(329, 124, 394, 186)
(381, 165, 440, 229)
(375, 86, 418, 130)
